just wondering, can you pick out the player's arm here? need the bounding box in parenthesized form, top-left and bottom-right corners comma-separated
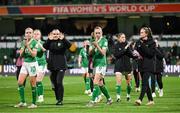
(19, 48, 25, 57)
(92, 41, 106, 56)
(19, 40, 26, 57)
(97, 45, 106, 56)
(38, 42, 46, 52)
(26, 39, 37, 57)
(43, 32, 53, 50)
(27, 46, 37, 57)
(113, 44, 126, 58)
(89, 45, 94, 56)
(78, 55, 82, 67)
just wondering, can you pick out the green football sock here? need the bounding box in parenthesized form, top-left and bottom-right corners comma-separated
(99, 85, 110, 100)
(83, 76, 86, 85)
(85, 77, 90, 90)
(126, 85, 131, 94)
(18, 85, 25, 103)
(98, 89, 102, 95)
(130, 79, 133, 88)
(32, 86, 37, 104)
(92, 84, 100, 101)
(37, 82, 44, 96)
(116, 85, 121, 95)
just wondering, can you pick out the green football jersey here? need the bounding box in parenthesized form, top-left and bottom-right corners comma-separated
(89, 37, 95, 43)
(36, 40, 47, 66)
(92, 37, 108, 67)
(79, 48, 88, 67)
(21, 38, 38, 62)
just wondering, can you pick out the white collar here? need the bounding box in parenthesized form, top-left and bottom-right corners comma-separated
(97, 36, 103, 42)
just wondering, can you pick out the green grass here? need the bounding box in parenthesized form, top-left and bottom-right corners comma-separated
(0, 75, 180, 113)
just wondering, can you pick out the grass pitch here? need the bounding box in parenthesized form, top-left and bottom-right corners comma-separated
(0, 75, 179, 113)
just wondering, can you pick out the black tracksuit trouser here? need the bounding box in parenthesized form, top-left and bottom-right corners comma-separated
(133, 70, 140, 88)
(139, 72, 153, 101)
(155, 73, 163, 89)
(50, 70, 65, 102)
(151, 73, 156, 93)
(151, 72, 163, 92)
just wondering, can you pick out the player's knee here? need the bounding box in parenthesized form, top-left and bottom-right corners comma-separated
(57, 81, 63, 86)
(36, 76, 42, 82)
(18, 79, 25, 85)
(29, 78, 36, 86)
(93, 77, 99, 84)
(18, 81, 24, 86)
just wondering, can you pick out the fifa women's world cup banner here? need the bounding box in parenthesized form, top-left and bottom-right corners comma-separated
(0, 3, 180, 15)
(0, 65, 179, 76)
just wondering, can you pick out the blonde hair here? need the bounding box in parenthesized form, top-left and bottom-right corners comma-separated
(33, 29, 41, 36)
(25, 27, 33, 32)
(94, 26, 102, 32)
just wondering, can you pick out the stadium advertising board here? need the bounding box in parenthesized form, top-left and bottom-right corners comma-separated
(0, 3, 180, 15)
(0, 65, 179, 76)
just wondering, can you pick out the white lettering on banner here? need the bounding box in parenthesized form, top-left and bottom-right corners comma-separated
(76, 6, 106, 13)
(53, 6, 107, 14)
(69, 68, 83, 74)
(3, 65, 17, 73)
(131, 5, 137, 12)
(65, 5, 155, 13)
(70, 6, 91, 13)
(52, 4, 174, 14)
(102, 6, 107, 12)
(4, 65, 8, 73)
(164, 65, 180, 73)
(165, 65, 170, 72)
(139, 5, 155, 12)
(53, 6, 69, 13)
(109, 5, 137, 12)
(53, 7, 58, 13)
(173, 65, 179, 73)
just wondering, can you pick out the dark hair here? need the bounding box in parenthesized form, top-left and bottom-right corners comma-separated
(141, 27, 153, 39)
(117, 33, 125, 38)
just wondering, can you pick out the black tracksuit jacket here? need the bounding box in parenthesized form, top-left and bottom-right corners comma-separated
(43, 38, 71, 71)
(154, 46, 165, 73)
(135, 38, 156, 73)
(113, 41, 134, 72)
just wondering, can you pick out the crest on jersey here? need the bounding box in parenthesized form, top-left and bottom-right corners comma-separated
(58, 43, 61, 47)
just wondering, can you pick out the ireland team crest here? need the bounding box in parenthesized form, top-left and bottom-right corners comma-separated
(58, 43, 61, 47)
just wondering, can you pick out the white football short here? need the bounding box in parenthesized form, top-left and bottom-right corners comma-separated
(93, 66, 106, 76)
(37, 64, 47, 74)
(81, 67, 88, 73)
(20, 62, 38, 76)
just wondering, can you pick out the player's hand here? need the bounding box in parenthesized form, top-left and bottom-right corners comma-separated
(25, 38, 29, 47)
(154, 39, 159, 47)
(59, 32, 64, 40)
(133, 50, 142, 59)
(133, 50, 139, 56)
(48, 32, 53, 40)
(92, 41, 98, 48)
(38, 41, 43, 48)
(91, 32, 94, 37)
(125, 42, 131, 49)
